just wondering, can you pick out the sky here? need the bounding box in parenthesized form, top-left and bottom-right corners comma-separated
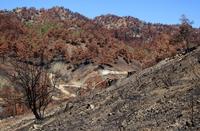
(0, 0, 199, 27)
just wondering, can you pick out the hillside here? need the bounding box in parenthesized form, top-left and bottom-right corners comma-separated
(1, 7, 200, 67)
(0, 7, 200, 130)
(0, 44, 199, 131)
(36, 47, 200, 131)
(0, 7, 141, 117)
(94, 14, 200, 66)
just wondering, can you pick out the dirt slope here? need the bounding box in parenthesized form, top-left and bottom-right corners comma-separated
(3, 47, 199, 131)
